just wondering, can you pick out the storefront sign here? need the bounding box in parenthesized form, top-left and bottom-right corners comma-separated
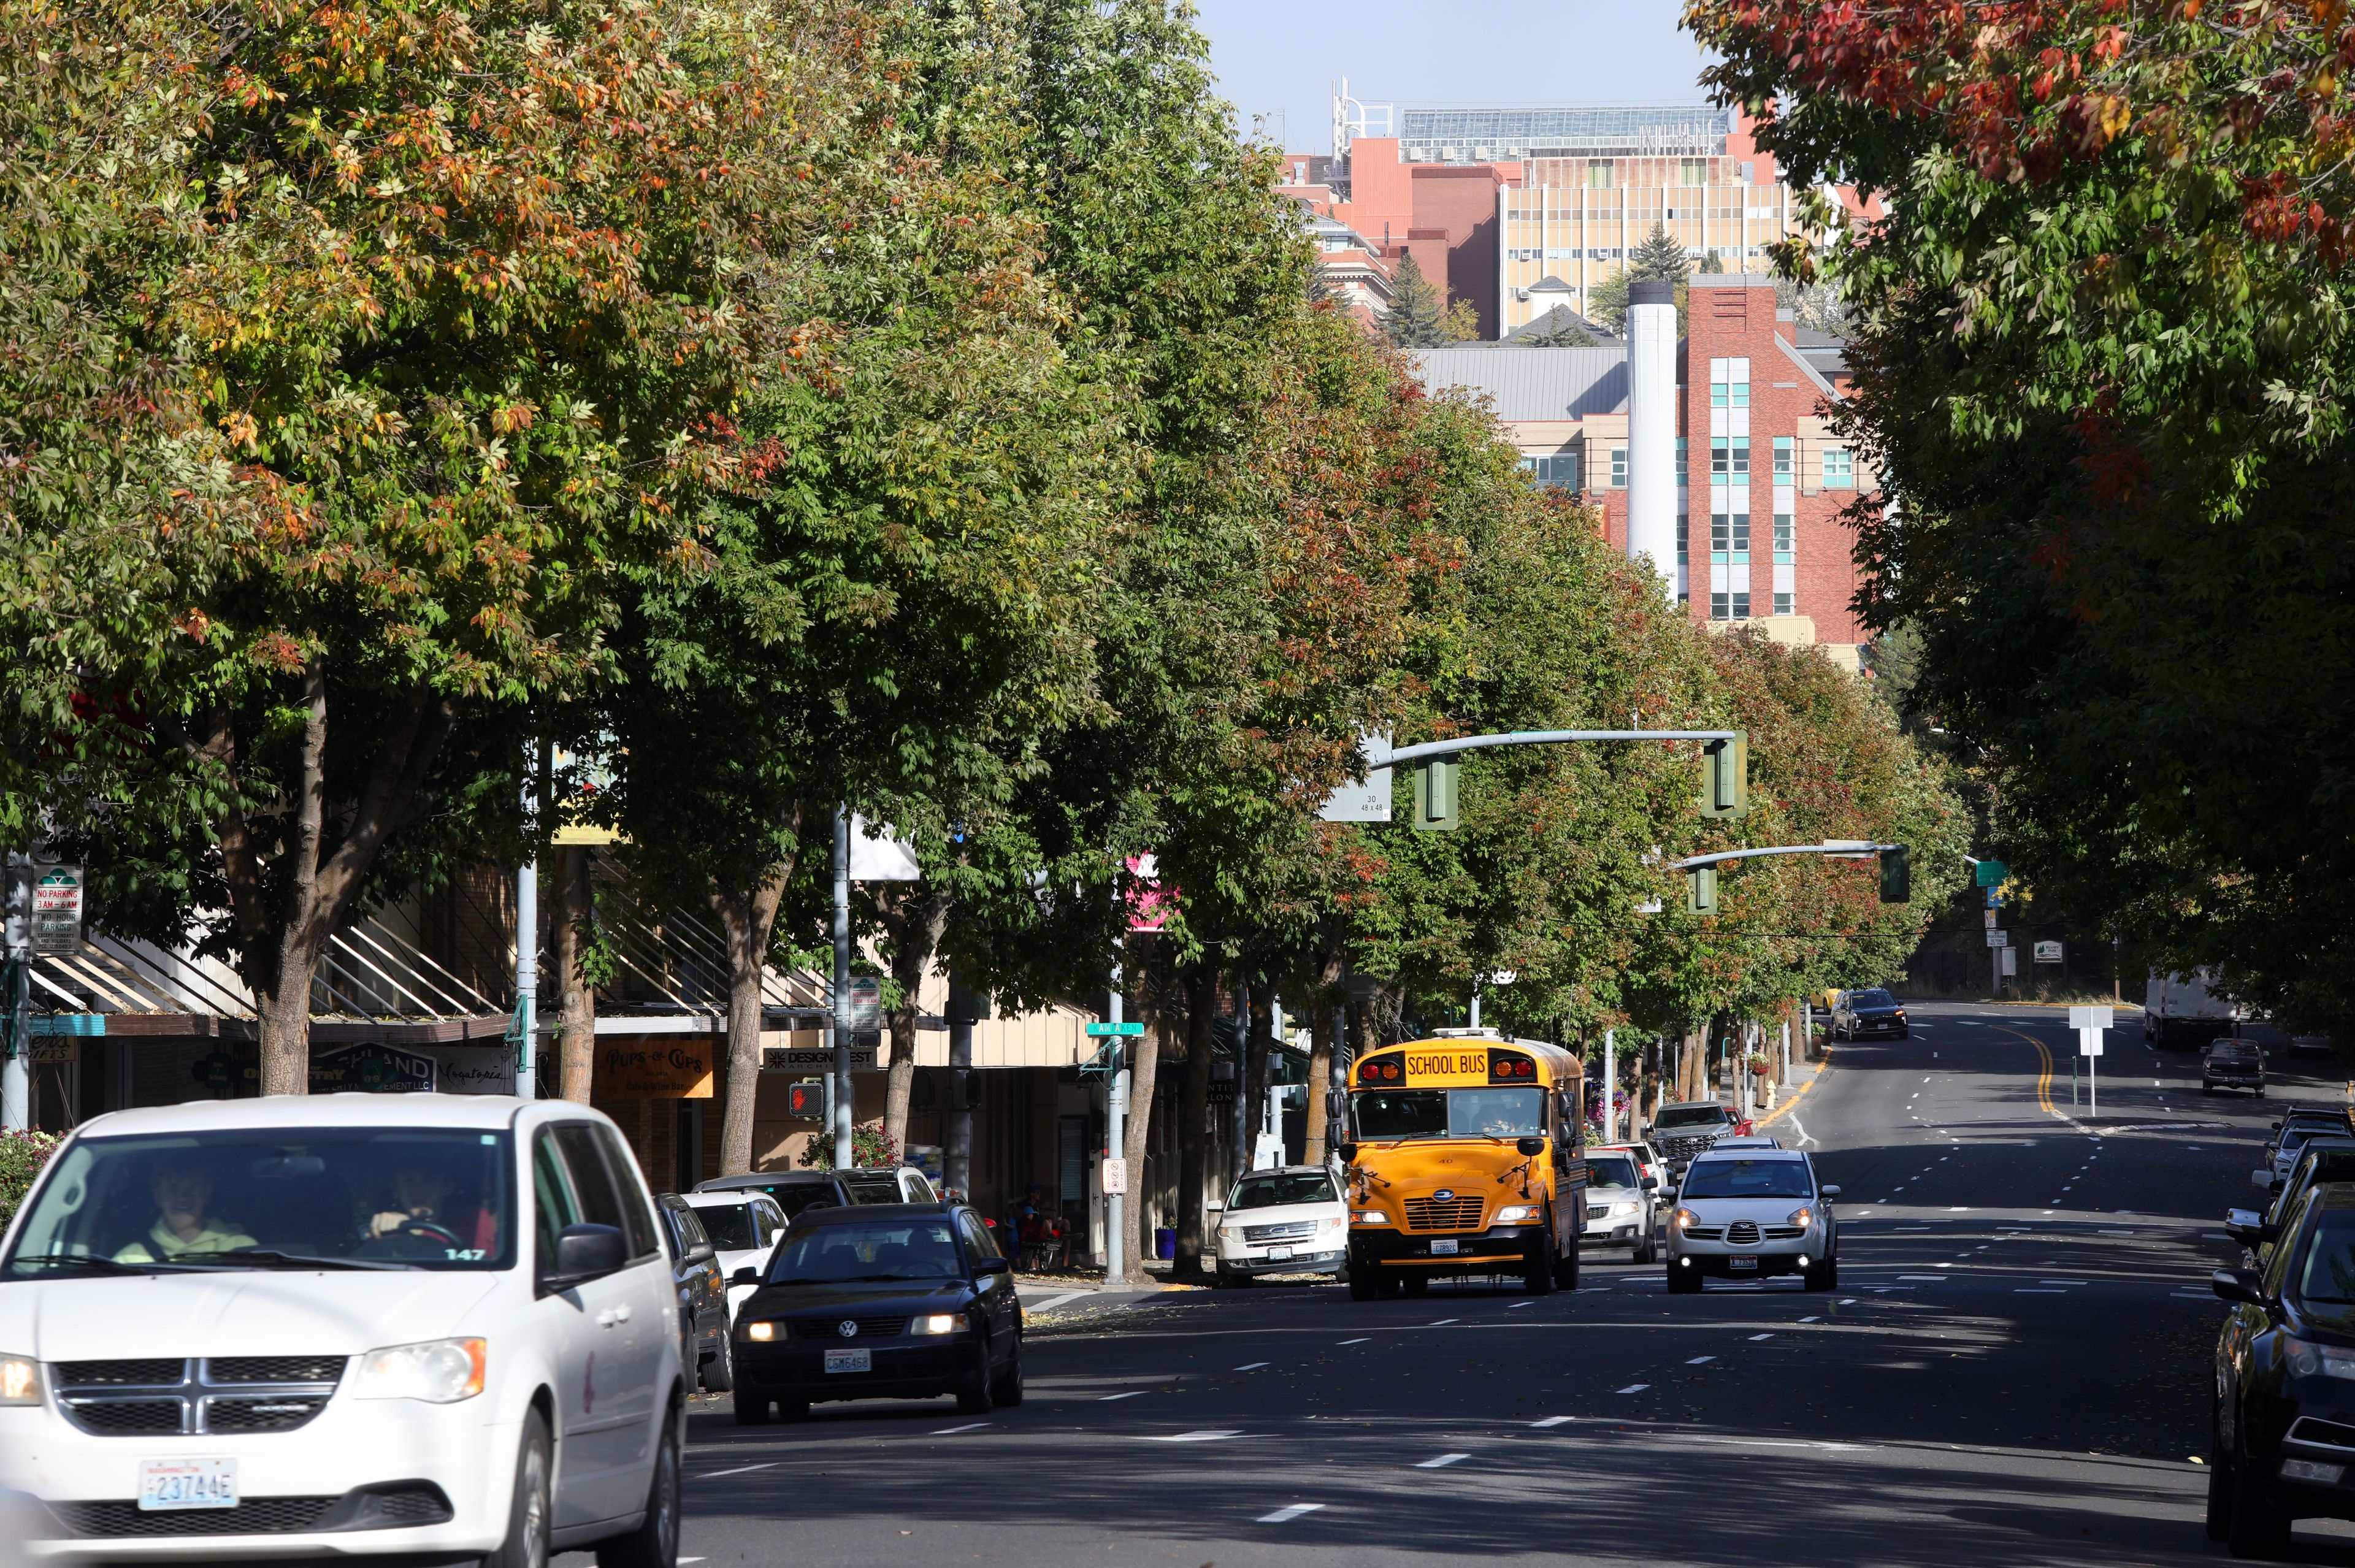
(432, 1046, 517, 1096)
(762, 1044, 877, 1073)
(310, 1042, 437, 1095)
(29, 1039, 78, 1065)
(31, 865, 83, 957)
(598, 1039, 714, 1098)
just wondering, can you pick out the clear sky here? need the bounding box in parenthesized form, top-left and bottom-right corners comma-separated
(1190, 0, 1715, 155)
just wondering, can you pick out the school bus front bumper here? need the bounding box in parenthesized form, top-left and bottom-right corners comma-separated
(1350, 1225, 1541, 1271)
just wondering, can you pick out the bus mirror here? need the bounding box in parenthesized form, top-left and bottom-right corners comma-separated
(1516, 1137, 1545, 1157)
(1336, 1142, 1360, 1163)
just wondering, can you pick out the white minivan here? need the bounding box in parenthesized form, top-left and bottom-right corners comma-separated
(0, 1093, 684, 1567)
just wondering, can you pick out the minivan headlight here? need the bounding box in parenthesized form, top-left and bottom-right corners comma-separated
(0, 1356, 41, 1405)
(350, 1338, 486, 1403)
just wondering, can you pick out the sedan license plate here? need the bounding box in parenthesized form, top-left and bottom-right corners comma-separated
(139, 1459, 237, 1512)
(1429, 1239, 1459, 1256)
(824, 1348, 871, 1374)
(1265, 1245, 1293, 1261)
(1728, 1255, 1760, 1271)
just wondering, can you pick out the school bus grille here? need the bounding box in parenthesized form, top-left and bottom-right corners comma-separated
(1403, 1195, 1485, 1232)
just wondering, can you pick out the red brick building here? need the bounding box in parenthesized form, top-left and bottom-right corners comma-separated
(1415, 272, 1874, 665)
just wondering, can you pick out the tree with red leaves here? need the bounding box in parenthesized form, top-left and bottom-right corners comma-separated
(1689, 0, 2355, 1030)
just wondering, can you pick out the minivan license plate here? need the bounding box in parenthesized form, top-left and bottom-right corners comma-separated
(1728, 1255, 1759, 1271)
(1430, 1239, 1459, 1256)
(139, 1459, 237, 1512)
(824, 1348, 871, 1374)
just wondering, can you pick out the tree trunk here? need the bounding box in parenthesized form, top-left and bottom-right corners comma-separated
(879, 887, 951, 1158)
(1242, 984, 1273, 1180)
(554, 847, 597, 1103)
(1119, 1020, 1167, 1282)
(711, 832, 798, 1176)
(1301, 946, 1346, 1165)
(1174, 963, 1217, 1279)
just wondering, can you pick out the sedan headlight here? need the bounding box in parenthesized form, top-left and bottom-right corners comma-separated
(1352, 1210, 1391, 1225)
(1786, 1206, 1814, 1228)
(744, 1320, 779, 1342)
(1672, 1207, 1699, 1231)
(0, 1356, 42, 1406)
(350, 1338, 486, 1404)
(2284, 1337, 2355, 1380)
(1496, 1205, 1542, 1223)
(911, 1314, 965, 1336)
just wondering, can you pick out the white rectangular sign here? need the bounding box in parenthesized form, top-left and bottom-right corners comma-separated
(2034, 940, 2064, 964)
(2068, 1005, 2116, 1032)
(2078, 1033, 2104, 1057)
(763, 1045, 878, 1072)
(1985, 928, 2008, 947)
(31, 865, 83, 957)
(1100, 1157, 1128, 1195)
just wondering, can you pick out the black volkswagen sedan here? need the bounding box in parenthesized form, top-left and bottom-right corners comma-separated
(729, 1202, 1022, 1423)
(2211, 1184, 2355, 1556)
(1832, 989, 1909, 1040)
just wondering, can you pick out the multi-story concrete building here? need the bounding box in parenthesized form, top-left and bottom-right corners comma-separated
(1415, 272, 1874, 667)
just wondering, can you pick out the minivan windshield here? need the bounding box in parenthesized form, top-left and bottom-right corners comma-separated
(689, 1201, 761, 1250)
(1350, 1088, 1545, 1141)
(1680, 1158, 1814, 1199)
(5, 1129, 516, 1277)
(768, 1220, 962, 1285)
(1228, 1173, 1338, 1210)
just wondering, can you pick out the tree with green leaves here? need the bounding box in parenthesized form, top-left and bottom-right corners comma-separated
(1589, 224, 1694, 333)
(1379, 254, 1453, 348)
(0, 0, 879, 1094)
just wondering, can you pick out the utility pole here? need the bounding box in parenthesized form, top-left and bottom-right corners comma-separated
(515, 760, 538, 1101)
(1106, 952, 1127, 1280)
(1601, 1028, 1616, 1144)
(946, 974, 976, 1198)
(2, 857, 29, 1131)
(832, 805, 854, 1171)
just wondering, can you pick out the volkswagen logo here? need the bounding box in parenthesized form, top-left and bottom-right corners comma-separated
(1433, 1188, 1456, 1201)
(837, 1320, 859, 1339)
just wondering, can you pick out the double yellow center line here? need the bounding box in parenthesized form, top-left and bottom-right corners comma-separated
(1999, 1027, 2059, 1117)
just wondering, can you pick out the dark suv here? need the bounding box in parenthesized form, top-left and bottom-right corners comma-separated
(1832, 989, 1909, 1040)
(2211, 1184, 2355, 1555)
(2205, 1038, 2268, 1098)
(1647, 1101, 1750, 1176)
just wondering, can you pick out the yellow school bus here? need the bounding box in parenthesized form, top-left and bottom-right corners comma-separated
(1338, 1030, 1588, 1298)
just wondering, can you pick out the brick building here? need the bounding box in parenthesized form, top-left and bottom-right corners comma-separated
(1414, 272, 1874, 666)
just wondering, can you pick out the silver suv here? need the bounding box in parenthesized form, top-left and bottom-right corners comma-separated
(1647, 1101, 1747, 1176)
(1668, 1147, 1840, 1292)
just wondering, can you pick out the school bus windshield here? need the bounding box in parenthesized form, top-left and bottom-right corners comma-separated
(1351, 1087, 1545, 1141)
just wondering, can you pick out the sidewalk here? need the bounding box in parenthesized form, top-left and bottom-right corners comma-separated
(1753, 1041, 1832, 1132)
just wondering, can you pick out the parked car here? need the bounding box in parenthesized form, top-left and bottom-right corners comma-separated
(2231, 1141, 2355, 1268)
(2206, 1038, 2269, 1097)
(2209, 1182, 2355, 1555)
(1645, 1102, 1750, 1176)
(656, 1195, 733, 1394)
(1212, 1166, 1347, 1285)
(678, 1189, 789, 1323)
(1580, 1149, 1660, 1263)
(1831, 988, 1909, 1040)
(1666, 1147, 1840, 1292)
(729, 1203, 1022, 1423)
(840, 1167, 943, 1205)
(1606, 1139, 1669, 1195)
(2290, 1034, 2337, 1059)
(0, 1095, 683, 1568)
(2263, 1111, 2355, 1191)
(695, 1169, 854, 1221)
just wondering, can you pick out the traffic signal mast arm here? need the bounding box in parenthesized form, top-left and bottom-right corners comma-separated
(1673, 840, 1899, 869)
(1374, 729, 1741, 766)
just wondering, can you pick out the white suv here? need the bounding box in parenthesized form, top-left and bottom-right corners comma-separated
(1212, 1167, 1347, 1284)
(0, 1093, 683, 1567)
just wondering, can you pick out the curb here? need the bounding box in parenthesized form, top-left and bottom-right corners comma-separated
(1753, 1044, 1834, 1131)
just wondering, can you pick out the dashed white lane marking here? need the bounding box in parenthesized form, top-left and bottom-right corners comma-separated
(1898, 1275, 1946, 1282)
(1799, 1315, 1821, 1323)
(1257, 1504, 1326, 1524)
(1532, 1415, 1575, 1427)
(2040, 1279, 2088, 1285)
(1235, 1362, 1271, 1372)
(1429, 1318, 1461, 1326)
(1338, 1337, 1371, 1345)
(1840, 1298, 1859, 1305)
(1417, 1453, 1472, 1469)
(2016, 1288, 2066, 1295)
(1688, 1355, 1717, 1364)
(1144, 1430, 1244, 1443)
(699, 1463, 778, 1478)
(1508, 1300, 1537, 1309)
(1748, 1333, 1775, 1342)
(1100, 1391, 1146, 1401)
(1025, 1290, 1089, 1314)
(930, 1424, 991, 1436)
(1617, 1383, 1650, 1394)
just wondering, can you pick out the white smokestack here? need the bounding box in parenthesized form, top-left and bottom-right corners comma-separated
(1625, 278, 1679, 589)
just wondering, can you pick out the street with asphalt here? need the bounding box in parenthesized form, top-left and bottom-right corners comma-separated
(656, 998, 2342, 1567)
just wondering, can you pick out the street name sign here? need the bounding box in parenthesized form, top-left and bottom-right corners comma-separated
(1085, 1022, 1145, 1036)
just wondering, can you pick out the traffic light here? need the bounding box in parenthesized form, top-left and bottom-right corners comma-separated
(1879, 845, 1910, 903)
(945, 1067, 983, 1112)
(1699, 733, 1748, 818)
(1412, 757, 1461, 832)
(1685, 865, 1718, 915)
(786, 1077, 833, 1123)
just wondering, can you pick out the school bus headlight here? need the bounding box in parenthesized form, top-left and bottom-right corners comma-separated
(1352, 1210, 1391, 1225)
(1495, 1205, 1542, 1223)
